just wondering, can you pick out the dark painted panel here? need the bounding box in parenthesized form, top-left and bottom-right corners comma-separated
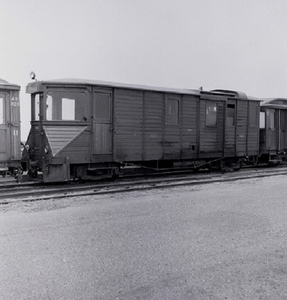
(114, 89, 144, 161)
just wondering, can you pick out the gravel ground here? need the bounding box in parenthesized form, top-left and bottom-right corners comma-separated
(1, 175, 287, 299)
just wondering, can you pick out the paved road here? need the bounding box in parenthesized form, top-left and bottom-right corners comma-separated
(1, 175, 287, 299)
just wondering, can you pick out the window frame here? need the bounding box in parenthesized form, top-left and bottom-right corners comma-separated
(226, 103, 235, 126)
(259, 111, 265, 129)
(94, 92, 111, 122)
(43, 88, 88, 121)
(205, 101, 217, 127)
(165, 98, 179, 126)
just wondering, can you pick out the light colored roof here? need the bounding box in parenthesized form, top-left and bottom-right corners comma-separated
(261, 98, 287, 109)
(0, 78, 20, 90)
(28, 78, 201, 95)
(27, 78, 260, 101)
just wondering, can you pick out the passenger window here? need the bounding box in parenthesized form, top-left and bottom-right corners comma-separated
(165, 99, 179, 125)
(46, 91, 87, 121)
(62, 98, 75, 120)
(260, 112, 265, 129)
(0, 97, 4, 124)
(227, 104, 235, 126)
(206, 102, 217, 126)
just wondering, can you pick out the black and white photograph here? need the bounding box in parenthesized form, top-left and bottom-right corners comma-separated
(1, 1, 287, 299)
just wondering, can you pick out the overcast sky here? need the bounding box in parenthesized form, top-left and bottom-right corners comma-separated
(1, 0, 287, 137)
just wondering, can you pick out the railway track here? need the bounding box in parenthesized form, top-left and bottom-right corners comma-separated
(1, 166, 287, 205)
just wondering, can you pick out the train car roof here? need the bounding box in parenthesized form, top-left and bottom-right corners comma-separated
(261, 98, 287, 109)
(0, 78, 20, 91)
(27, 78, 201, 95)
(26, 78, 260, 102)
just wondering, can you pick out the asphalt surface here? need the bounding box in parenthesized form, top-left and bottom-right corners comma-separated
(1, 175, 287, 299)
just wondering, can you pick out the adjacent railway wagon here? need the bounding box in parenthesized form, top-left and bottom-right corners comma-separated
(0, 78, 21, 176)
(23, 79, 261, 182)
(259, 98, 287, 163)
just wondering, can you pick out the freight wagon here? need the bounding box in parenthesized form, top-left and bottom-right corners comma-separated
(23, 79, 261, 182)
(0, 78, 21, 176)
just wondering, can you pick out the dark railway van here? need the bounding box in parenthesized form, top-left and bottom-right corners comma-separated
(0, 78, 21, 176)
(199, 90, 260, 168)
(259, 98, 287, 163)
(24, 79, 261, 182)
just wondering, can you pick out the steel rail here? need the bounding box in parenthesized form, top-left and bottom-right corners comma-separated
(1, 167, 287, 205)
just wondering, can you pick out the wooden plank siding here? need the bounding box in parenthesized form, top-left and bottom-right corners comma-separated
(113, 89, 201, 162)
(199, 100, 224, 156)
(10, 90, 21, 161)
(224, 99, 236, 157)
(280, 110, 287, 150)
(163, 94, 181, 159)
(236, 100, 248, 156)
(0, 90, 21, 164)
(113, 89, 144, 161)
(94, 123, 112, 154)
(44, 126, 88, 156)
(181, 95, 198, 159)
(59, 131, 91, 163)
(225, 126, 235, 156)
(96, 86, 261, 164)
(248, 128, 260, 155)
(143, 92, 164, 160)
(247, 101, 260, 155)
(265, 109, 277, 151)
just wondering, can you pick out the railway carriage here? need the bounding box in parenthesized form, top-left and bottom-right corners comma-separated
(259, 98, 287, 163)
(0, 78, 21, 176)
(198, 90, 260, 168)
(23, 79, 261, 182)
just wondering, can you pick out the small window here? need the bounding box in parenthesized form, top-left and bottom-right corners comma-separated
(62, 98, 75, 120)
(0, 96, 4, 124)
(260, 112, 265, 129)
(46, 96, 53, 120)
(226, 104, 235, 126)
(95, 93, 111, 120)
(165, 99, 179, 125)
(206, 102, 217, 126)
